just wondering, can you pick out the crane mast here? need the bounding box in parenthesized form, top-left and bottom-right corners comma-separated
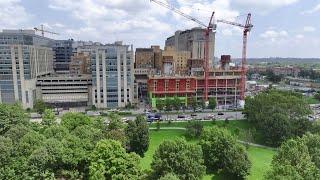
(150, 0, 216, 102)
(217, 14, 253, 101)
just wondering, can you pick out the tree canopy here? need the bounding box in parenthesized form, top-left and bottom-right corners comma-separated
(89, 139, 142, 180)
(266, 137, 320, 180)
(208, 97, 217, 110)
(125, 115, 149, 157)
(0, 103, 27, 135)
(200, 127, 251, 179)
(0, 108, 142, 179)
(244, 90, 312, 146)
(151, 138, 206, 180)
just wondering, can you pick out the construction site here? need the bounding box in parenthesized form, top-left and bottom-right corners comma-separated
(146, 0, 253, 109)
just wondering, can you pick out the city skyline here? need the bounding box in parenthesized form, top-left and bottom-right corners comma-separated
(1, 0, 320, 58)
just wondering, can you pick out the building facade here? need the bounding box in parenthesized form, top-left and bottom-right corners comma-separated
(165, 27, 215, 66)
(77, 41, 136, 108)
(53, 39, 73, 73)
(36, 74, 92, 108)
(0, 30, 54, 108)
(148, 56, 242, 108)
(70, 52, 91, 75)
(162, 46, 191, 75)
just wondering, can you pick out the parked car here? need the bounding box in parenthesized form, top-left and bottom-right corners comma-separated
(217, 112, 224, 116)
(195, 108, 203, 112)
(191, 113, 197, 117)
(178, 114, 186, 118)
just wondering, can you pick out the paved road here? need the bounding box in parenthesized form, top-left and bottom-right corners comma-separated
(123, 111, 244, 121)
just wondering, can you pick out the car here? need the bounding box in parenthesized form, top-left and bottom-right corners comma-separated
(178, 114, 186, 118)
(195, 108, 203, 112)
(191, 113, 197, 117)
(154, 113, 162, 120)
(217, 112, 224, 115)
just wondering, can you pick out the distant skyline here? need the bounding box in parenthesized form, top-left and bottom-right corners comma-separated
(1, 0, 320, 58)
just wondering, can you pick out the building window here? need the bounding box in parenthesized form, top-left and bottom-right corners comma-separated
(186, 80, 190, 90)
(165, 80, 168, 91)
(25, 91, 29, 103)
(153, 80, 157, 91)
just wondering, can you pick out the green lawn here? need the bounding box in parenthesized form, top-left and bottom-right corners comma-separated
(141, 129, 276, 179)
(140, 129, 186, 169)
(304, 96, 320, 104)
(150, 120, 265, 144)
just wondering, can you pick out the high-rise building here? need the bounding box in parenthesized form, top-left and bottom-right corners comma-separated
(162, 46, 191, 75)
(53, 39, 73, 73)
(165, 27, 215, 66)
(0, 29, 54, 108)
(77, 41, 136, 108)
(70, 52, 91, 75)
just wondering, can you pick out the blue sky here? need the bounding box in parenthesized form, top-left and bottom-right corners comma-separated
(1, 0, 320, 58)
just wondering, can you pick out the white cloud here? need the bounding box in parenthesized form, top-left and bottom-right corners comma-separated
(234, 0, 299, 8)
(303, 26, 316, 32)
(295, 34, 304, 39)
(0, 0, 32, 28)
(49, 0, 172, 45)
(301, 3, 320, 14)
(260, 30, 288, 42)
(173, 0, 240, 36)
(233, 0, 299, 14)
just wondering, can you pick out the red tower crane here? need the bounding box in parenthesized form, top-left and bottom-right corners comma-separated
(150, 0, 216, 102)
(217, 14, 253, 101)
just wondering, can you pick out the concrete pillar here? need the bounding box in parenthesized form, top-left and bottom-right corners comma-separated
(11, 46, 19, 102)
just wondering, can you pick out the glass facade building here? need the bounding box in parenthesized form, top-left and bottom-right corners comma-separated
(0, 30, 54, 108)
(77, 42, 136, 108)
(53, 39, 73, 73)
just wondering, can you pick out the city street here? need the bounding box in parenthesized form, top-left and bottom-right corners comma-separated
(122, 110, 245, 121)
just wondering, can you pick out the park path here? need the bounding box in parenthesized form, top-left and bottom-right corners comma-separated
(149, 127, 276, 150)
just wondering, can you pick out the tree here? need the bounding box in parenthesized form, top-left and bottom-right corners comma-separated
(33, 99, 48, 114)
(4, 123, 31, 142)
(301, 133, 320, 169)
(159, 173, 180, 180)
(43, 125, 69, 141)
(0, 136, 13, 167)
(244, 90, 312, 146)
(172, 96, 181, 111)
(89, 140, 142, 179)
(266, 139, 320, 179)
(164, 97, 172, 112)
(0, 103, 27, 135)
(185, 120, 203, 139)
(315, 92, 320, 101)
(200, 127, 251, 178)
(17, 131, 46, 157)
(106, 113, 127, 146)
(208, 97, 217, 111)
(125, 115, 149, 157)
(266, 70, 283, 83)
(61, 113, 92, 131)
(156, 99, 165, 112)
(151, 138, 206, 180)
(42, 109, 56, 127)
(189, 96, 198, 112)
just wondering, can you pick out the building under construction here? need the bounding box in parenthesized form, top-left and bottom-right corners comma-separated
(146, 1, 252, 109)
(148, 55, 242, 108)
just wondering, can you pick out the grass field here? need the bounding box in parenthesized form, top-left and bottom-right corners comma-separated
(141, 129, 276, 180)
(304, 96, 320, 104)
(149, 120, 265, 144)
